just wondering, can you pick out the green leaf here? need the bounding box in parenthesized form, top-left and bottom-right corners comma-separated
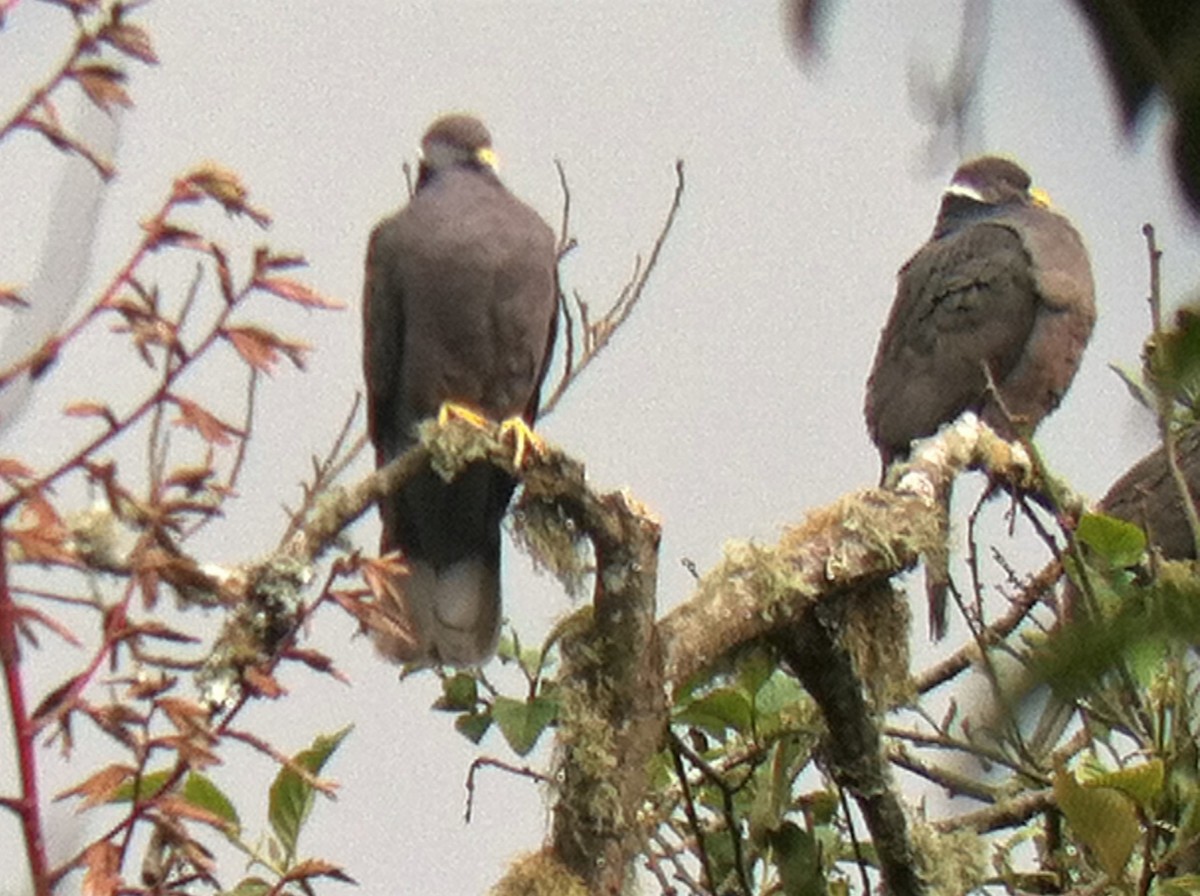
(1084, 758, 1165, 807)
(674, 687, 754, 736)
(435, 673, 479, 712)
(769, 821, 826, 896)
(1109, 361, 1155, 411)
(268, 726, 352, 865)
(220, 877, 272, 896)
(799, 789, 840, 826)
(1054, 764, 1140, 879)
(1076, 512, 1147, 569)
(754, 670, 809, 731)
(455, 711, 493, 744)
(111, 768, 172, 803)
(492, 695, 557, 756)
(182, 772, 240, 834)
(1155, 874, 1200, 896)
(734, 645, 775, 698)
(1147, 305, 1200, 415)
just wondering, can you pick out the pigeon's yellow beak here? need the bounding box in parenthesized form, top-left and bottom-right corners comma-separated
(475, 146, 499, 171)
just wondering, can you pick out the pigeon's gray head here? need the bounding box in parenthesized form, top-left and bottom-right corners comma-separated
(945, 156, 1039, 207)
(420, 114, 497, 175)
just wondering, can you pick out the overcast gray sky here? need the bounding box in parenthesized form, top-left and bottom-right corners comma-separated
(4, 2, 1200, 893)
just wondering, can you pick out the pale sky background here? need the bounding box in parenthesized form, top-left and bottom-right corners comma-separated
(3, 2, 1200, 893)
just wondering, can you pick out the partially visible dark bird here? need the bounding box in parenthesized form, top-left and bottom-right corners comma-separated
(362, 114, 558, 665)
(1100, 427, 1200, 561)
(865, 156, 1096, 638)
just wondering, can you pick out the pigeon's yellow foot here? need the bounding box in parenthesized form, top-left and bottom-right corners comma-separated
(437, 401, 490, 429)
(498, 416, 544, 468)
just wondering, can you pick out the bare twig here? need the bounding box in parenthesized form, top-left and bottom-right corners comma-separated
(1143, 224, 1200, 558)
(464, 756, 551, 824)
(914, 558, 1057, 694)
(278, 393, 366, 549)
(540, 160, 685, 416)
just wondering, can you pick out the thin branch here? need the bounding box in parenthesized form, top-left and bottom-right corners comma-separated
(552, 158, 577, 258)
(667, 737, 717, 893)
(1143, 223, 1200, 558)
(886, 744, 1003, 803)
(464, 757, 551, 824)
(223, 727, 338, 797)
(278, 393, 365, 549)
(540, 159, 684, 416)
(0, 531, 51, 896)
(914, 558, 1059, 694)
(669, 730, 752, 894)
(931, 787, 1055, 834)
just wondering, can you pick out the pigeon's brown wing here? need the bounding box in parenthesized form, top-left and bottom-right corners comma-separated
(865, 221, 1041, 467)
(362, 218, 413, 470)
(1101, 427, 1200, 560)
(987, 205, 1096, 432)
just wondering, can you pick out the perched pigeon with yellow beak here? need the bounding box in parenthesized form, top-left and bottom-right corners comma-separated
(865, 156, 1096, 638)
(363, 115, 558, 665)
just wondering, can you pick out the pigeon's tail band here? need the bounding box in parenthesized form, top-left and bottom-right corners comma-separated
(372, 556, 502, 667)
(409, 557, 502, 665)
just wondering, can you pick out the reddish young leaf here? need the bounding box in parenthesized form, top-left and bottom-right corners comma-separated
(31, 674, 84, 725)
(157, 696, 211, 734)
(326, 587, 381, 627)
(71, 62, 132, 111)
(29, 335, 61, 379)
(17, 604, 85, 647)
(156, 793, 235, 831)
(254, 247, 307, 272)
(152, 734, 220, 769)
(185, 163, 271, 226)
(124, 672, 177, 701)
(126, 619, 202, 645)
(100, 20, 159, 65)
(11, 491, 77, 566)
(282, 858, 355, 885)
(211, 243, 235, 304)
(101, 292, 148, 315)
(85, 703, 144, 748)
(64, 401, 118, 428)
(142, 217, 204, 250)
(243, 666, 286, 699)
(253, 275, 345, 310)
(281, 646, 348, 683)
(164, 462, 216, 494)
(224, 324, 310, 372)
(170, 396, 238, 446)
(136, 566, 161, 608)
(0, 284, 27, 307)
(81, 840, 121, 896)
(58, 763, 136, 810)
(0, 457, 36, 483)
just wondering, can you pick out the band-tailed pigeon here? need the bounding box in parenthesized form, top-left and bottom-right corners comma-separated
(864, 156, 1096, 637)
(362, 114, 558, 666)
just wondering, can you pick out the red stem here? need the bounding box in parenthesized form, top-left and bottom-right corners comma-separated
(0, 530, 51, 896)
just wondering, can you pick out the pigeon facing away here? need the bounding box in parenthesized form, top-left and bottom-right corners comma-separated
(363, 114, 558, 665)
(865, 156, 1096, 637)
